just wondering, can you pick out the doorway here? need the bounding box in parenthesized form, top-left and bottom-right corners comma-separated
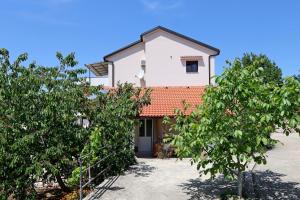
(138, 119, 153, 156)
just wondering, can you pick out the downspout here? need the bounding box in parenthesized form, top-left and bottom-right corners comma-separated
(208, 51, 220, 85)
(112, 62, 115, 87)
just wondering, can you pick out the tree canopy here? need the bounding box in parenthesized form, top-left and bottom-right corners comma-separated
(0, 49, 150, 199)
(240, 53, 283, 85)
(293, 70, 300, 81)
(167, 53, 300, 197)
(0, 49, 89, 198)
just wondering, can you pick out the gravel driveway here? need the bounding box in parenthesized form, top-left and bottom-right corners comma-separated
(86, 132, 300, 200)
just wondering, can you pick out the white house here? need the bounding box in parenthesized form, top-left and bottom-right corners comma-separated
(86, 26, 220, 157)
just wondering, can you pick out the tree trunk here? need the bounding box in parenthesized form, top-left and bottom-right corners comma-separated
(55, 173, 70, 192)
(237, 171, 244, 198)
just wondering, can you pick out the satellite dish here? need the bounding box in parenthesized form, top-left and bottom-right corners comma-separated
(135, 69, 145, 80)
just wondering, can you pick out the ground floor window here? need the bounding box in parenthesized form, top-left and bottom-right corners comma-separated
(139, 119, 153, 137)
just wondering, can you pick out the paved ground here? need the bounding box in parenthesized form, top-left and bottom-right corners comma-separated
(86, 132, 300, 200)
(253, 132, 300, 199)
(86, 158, 205, 200)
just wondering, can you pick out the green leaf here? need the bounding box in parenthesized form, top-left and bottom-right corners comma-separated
(234, 130, 243, 138)
(262, 138, 268, 145)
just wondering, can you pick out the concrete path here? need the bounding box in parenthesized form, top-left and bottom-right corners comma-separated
(85, 158, 205, 200)
(253, 132, 300, 199)
(86, 132, 300, 200)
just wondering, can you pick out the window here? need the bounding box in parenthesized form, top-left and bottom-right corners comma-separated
(139, 120, 145, 136)
(139, 119, 153, 137)
(186, 61, 198, 73)
(146, 119, 152, 137)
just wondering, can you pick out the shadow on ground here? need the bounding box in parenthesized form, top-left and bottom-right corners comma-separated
(86, 161, 156, 199)
(86, 176, 122, 199)
(127, 161, 156, 177)
(254, 170, 300, 199)
(179, 170, 300, 200)
(179, 175, 236, 200)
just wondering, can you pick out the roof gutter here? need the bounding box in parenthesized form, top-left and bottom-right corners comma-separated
(208, 51, 220, 85)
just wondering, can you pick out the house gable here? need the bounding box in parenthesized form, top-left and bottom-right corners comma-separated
(142, 30, 215, 86)
(104, 26, 219, 61)
(87, 26, 220, 87)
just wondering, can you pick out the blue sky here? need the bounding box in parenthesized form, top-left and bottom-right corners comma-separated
(1, 0, 299, 77)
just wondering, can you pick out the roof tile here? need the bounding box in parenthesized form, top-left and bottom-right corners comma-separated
(140, 86, 205, 117)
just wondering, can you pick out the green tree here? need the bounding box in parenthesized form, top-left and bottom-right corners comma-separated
(0, 49, 42, 199)
(241, 53, 283, 84)
(30, 52, 89, 193)
(86, 83, 150, 170)
(0, 48, 151, 199)
(167, 54, 300, 198)
(273, 76, 300, 134)
(0, 49, 88, 198)
(69, 83, 151, 186)
(293, 70, 300, 81)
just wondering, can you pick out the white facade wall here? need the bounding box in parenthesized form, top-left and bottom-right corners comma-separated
(105, 29, 217, 87)
(109, 43, 145, 86)
(87, 77, 108, 86)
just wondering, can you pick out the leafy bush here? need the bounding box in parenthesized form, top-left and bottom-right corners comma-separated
(71, 84, 151, 186)
(0, 49, 89, 198)
(0, 48, 150, 199)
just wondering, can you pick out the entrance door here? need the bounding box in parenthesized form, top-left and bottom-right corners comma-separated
(138, 119, 153, 156)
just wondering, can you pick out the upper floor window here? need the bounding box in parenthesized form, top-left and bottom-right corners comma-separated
(186, 61, 198, 73)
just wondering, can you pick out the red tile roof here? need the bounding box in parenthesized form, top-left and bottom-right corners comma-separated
(140, 86, 206, 117)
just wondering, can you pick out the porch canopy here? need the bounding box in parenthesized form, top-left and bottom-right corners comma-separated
(85, 61, 109, 76)
(140, 86, 205, 117)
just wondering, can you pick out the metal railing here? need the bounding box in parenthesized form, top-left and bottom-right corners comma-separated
(78, 144, 132, 200)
